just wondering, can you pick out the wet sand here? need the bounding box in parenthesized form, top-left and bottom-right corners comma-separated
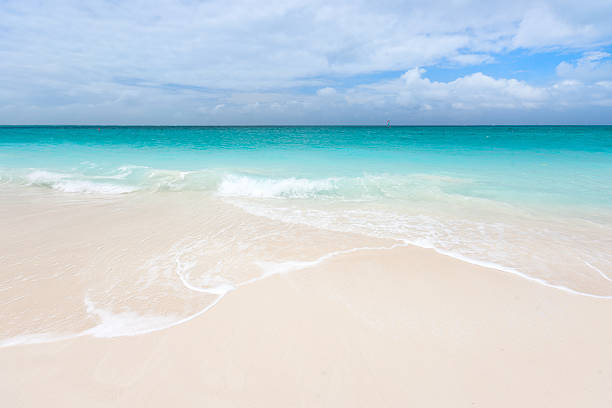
(2, 244, 612, 407)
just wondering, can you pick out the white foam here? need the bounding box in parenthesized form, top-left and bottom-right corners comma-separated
(247, 242, 409, 285)
(83, 297, 179, 338)
(53, 180, 138, 194)
(93, 165, 148, 180)
(26, 170, 138, 194)
(172, 246, 237, 296)
(26, 170, 69, 184)
(227, 201, 612, 299)
(217, 174, 336, 198)
(0, 332, 77, 348)
(430, 247, 612, 299)
(584, 261, 612, 283)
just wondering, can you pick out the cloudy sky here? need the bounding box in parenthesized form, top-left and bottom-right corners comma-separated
(1, 0, 612, 125)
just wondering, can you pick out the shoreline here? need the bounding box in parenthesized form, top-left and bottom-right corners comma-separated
(2, 245, 612, 407)
(2, 237, 611, 350)
(1, 185, 611, 350)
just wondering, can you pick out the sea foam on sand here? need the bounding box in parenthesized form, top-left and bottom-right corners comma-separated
(1, 245, 611, 407)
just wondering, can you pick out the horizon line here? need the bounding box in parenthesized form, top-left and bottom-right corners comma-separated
(1, 124, 612, 127)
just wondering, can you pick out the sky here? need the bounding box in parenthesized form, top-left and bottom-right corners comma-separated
(1, 0, 612, 125)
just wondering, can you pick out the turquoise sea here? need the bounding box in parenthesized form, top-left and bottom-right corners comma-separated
(1, 125, 611, 297)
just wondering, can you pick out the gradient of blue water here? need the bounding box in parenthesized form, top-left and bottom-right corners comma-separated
(2, 126, 612, 296)
(1, 126, 611, 209)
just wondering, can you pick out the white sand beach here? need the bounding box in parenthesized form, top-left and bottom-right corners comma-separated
(2, 235, 611, 407)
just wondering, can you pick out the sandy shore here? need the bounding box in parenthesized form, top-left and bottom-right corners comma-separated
(2, 244, 611, 407)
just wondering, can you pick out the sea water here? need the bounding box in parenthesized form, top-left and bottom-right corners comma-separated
(1, 126, 611, 343)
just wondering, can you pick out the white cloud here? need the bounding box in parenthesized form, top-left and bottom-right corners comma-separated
(513, 6, 596, 49)
(316, 87, 337, 97)
(348, 68, 548, 110)
(448, 54, 495, 66)
(556, 52, 612, 82)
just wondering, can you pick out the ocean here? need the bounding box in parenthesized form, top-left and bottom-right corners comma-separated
(1, 125, 611, 344)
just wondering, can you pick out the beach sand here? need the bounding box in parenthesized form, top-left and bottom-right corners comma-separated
(2, 242, 612, 407)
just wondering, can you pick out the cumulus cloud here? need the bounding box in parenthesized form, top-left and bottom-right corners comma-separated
(340, 62, 612, 122)
(0, 0, 611, 123)
(347, 68, 548, 110)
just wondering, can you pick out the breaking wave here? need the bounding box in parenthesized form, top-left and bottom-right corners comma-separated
(3, 165, 471, 200)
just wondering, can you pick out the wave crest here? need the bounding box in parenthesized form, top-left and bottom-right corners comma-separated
(3, 166, 472, 199)
(26, 170, 138, 194)
(217, 174, 337, 198)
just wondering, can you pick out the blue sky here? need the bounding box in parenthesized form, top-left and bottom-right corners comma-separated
(1, 0, 612, 125)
